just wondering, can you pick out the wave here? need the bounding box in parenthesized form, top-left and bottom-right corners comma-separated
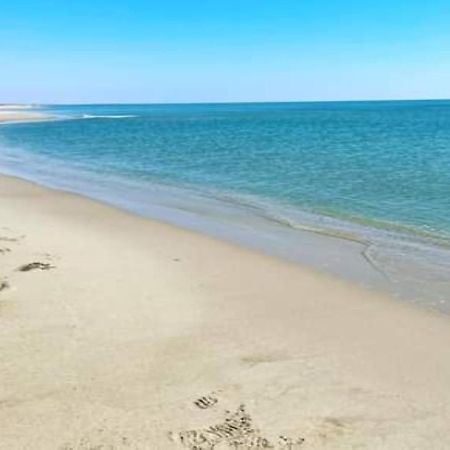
(81, 114, 137, 119)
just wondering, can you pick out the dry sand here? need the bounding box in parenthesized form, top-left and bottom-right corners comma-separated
(0, 109, 50, 123)
(0, 104, 34, 110)
(0, 174, 450, 449)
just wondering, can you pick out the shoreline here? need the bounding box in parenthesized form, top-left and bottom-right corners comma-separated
(1, 173, 450, 448)
(0, 143, 449, 311)
(0, 109, 52, 124)
(0, 104, 449, 313)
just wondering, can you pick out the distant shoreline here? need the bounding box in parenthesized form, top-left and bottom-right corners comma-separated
(0, 107, 52, 123)
(0, 103, 35, 110)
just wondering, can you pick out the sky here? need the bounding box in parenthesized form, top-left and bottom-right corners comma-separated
(1, 0, 450, 104)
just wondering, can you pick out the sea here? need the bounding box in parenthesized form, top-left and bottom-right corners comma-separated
(0, 101, 449, 311)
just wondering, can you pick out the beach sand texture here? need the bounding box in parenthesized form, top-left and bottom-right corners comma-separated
(1, 175, 450, 449)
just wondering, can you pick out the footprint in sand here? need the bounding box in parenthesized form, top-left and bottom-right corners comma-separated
(0, 231, 25, 243)
(315, 416, 350, 442)
(194, 392, 219, 410)
(172, 400, 305, 449)
(0, 279, 9, 292)
(17, 261, 55, 272)
(0, 237, 19, 242)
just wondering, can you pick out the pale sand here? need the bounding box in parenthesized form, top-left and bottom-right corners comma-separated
(0, 175, 450, 450)
(0, 104, 34, 110)
(0, 110, 51, 123)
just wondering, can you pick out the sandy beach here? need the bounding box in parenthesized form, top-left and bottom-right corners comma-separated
(1, 174, 450, 449)
(0, 104, 34, 110)
(0, 108, 50, 123)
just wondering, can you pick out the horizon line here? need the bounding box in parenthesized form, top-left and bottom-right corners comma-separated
(3, 97, 450, 107)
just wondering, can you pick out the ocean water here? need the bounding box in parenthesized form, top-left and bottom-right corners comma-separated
(0, 101, 449, 310)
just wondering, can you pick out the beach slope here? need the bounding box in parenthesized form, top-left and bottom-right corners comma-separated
(0, 175, 449, 449)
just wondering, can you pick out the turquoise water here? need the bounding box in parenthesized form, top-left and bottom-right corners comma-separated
(0, 101, 449, 308)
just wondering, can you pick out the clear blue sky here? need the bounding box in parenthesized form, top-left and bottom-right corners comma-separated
(2, 0, 450, 103)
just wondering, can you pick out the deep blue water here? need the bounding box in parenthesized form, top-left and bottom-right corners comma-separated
(0, 101, 449, 307)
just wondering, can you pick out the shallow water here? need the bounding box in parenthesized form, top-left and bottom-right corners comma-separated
(0, 101, 449, 311)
